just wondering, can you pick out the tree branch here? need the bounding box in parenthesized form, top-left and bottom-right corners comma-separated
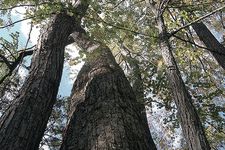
(0, 54, 12, 68)
(0, 2, 62, 11)
(0, 4, 36, 11)
(0, 48, 34, 85)
(0, 16, 35, 29)
(159, 0, 172, 16)
(173, 34, 225, 56)
(169, 5, 225, 36)
(95, 17, 158, 39)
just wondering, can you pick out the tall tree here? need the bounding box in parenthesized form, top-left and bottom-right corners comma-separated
(60, 28, 157, 150)
(0, 1, 89, 149)
(147, 1, 210, 149)
(192, 22, 225, 70)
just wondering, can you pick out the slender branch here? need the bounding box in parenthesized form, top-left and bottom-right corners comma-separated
(159, 0, 172, 15)
(95, 17, 158, 39)
(0, 49, 34, 85)
(219, 11, 225, 29)
(206, 120, 225, 135)
(173, 34, 225, 56)
(0, 43, 17, 59)
(167, 2, 214, 9)
(0, 4, 36, 11)
(89, 5, 158, 39)
(0, 72, 11, 85)
(113, 0, 125, 9)
(25, 22, 33, 48)
(16, 50, 34, 61)
(169, 5, 225, 36)
(197, 56, 207, 73)
(18, 44, 35, 52)
(0, 54, 12, 68)
(0, 2, 61, 11)
(0, 16, 34, 29)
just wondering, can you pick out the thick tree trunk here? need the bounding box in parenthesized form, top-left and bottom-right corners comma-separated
(192, 22, 225, 70)
(157, 16, 210, 150)
(0, 13, 76, 150)
(60, 30, 156, 150)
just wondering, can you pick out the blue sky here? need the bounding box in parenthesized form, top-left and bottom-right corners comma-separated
(0, 9, 83, 97)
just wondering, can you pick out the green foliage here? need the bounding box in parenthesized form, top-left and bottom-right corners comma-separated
(0, 0, 88, 25)
(0, 32, 20, 79)
(39, 96, 69, 150)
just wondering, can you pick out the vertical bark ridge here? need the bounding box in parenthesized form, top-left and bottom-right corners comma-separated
(157, 16, 210, 150)
(0, 13, 76, 150)
(146, 1, 210, 149)
(60, 31, 156, 150)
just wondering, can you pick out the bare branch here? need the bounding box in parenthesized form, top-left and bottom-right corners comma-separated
(0, 4, 36, 11)
(0, 43, 17, 59)
(0, 54, 11, 68)
(113, 0, 125, 9)
(89, 5, 158, 39)
(0, 48, 34, 85)
(159, 0, 172, 15)
(0, 2, 61, 11)
(169, 5, 225, 36)
(0, 16, 34, 29)
(93, 16, 158, 39)
(173, 34, 225, 56)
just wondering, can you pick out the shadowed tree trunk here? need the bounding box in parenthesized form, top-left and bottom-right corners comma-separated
(158, 17, 210, 150)
(60, 29, 157, 150)
(0, 1, 89, 149)
(147, 1, 210, 150)
(157, 15, 210, 150)
(192, 22, 225, 70)
(0, 13, 75, 150)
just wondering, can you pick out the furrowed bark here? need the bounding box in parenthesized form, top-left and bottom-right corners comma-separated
(192, 22, 225, 70)
(0, 0, 89, 149)
(60, 29, 157, 150)
(157, 15, 210, 150)
(147, 1, 210, 149)
(0, 13, 76, 150)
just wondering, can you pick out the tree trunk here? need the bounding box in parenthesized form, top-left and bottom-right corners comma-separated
(157, 15, 210, 150)
(192, 22, 225, 70)
(0, 13, 76, 150)
(60, 30, 156, 150)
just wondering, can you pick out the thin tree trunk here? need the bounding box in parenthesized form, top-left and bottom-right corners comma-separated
(192, 22, 225, 70)
(157, 15, 210, 150)
(146, 1, 210, 149)
(0, 12, 81, 149)
(60, 29, 157, 150)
